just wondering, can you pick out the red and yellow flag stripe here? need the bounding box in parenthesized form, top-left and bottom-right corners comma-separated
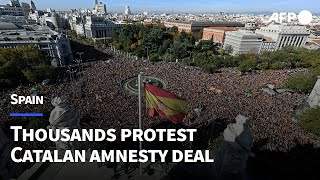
(145, 83, 188, 124)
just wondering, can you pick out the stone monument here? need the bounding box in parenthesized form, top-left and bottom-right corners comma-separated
(48, 96, 87, 151)
(308, 76, 320, 108)
(215, 115, 254, 179)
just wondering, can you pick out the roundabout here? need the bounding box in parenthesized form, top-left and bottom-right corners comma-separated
(121, 75, 167, 95)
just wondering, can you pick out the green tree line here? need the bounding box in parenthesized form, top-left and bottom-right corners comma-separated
(0, 46, 58, 89)
(112, 24, 320, 73)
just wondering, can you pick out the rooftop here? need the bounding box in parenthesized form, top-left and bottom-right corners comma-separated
(262, 37, 275, 42)
(165, 20, 244, 27)
(260, 24, 309, 31)
(226, 30, 264, 38)
(0, 24, 63, 42)
(204, 27, 238, 31)
(0, 22, 20, 30)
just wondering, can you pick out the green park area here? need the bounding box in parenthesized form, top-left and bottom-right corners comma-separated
(0, 46, 58, 88)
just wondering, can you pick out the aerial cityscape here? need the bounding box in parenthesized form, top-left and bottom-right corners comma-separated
(0, 0, 320, 180)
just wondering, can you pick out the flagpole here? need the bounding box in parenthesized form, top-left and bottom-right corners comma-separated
(138, 72, 143, 175)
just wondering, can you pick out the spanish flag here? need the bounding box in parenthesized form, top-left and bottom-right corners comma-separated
(145, 83, 188, 124)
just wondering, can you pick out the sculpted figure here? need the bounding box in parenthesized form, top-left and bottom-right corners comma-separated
(48, 96, 86, 150)
(215, 115, 254, 179)
(308, 77, 320, 108)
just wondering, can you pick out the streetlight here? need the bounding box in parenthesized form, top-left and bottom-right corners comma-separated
(67, 66, 73, 83)
(168, 48, 173, 62)
(146, 47, 149, 61)
(76, 52, 84, 79)
(74, 59, 82, 79)
(76, 52, 84, 61)
(189, 51, 194, 66)
(67, 66, 77, 96)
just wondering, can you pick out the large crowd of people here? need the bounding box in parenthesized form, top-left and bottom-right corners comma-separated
(1, 47, 320, 154)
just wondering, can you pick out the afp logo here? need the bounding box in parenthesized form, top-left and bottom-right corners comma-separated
(268, 10, 313, 25)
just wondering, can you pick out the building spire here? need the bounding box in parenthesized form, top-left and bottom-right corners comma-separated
(30, 0, 37, 12)
(95, 0, 99, 5)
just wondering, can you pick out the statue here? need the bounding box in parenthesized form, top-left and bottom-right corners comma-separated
(48, 96, 87, 151)
(215, 115, 254, 179)
(51, 58, 58, 67)
(308, 77, 320, 108)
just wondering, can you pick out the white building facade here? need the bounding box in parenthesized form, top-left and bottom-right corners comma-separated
(223, 30, 264, 55)
(84, 15, 123, 39)
(255, 24, 310, 51)
(125, 5, 131, 15)
(0, 0, 25, 16)
(0, 23, 73, 65)
(93, 0, 107, 15)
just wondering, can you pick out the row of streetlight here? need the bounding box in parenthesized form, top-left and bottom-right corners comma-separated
(106, 44, 195, 65)
(66, 51, 84, 98)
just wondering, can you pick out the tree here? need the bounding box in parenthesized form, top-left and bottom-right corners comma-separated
(285, 72, 317, 93)
(235, 53, 257, 72)
(22, 69, 39, 83)
(193, 30, 203, 40)
(94, 41, 103, 49)
(0, 46, 56, 89)
(219, 49, 225, 56)
(111, 23, 320, 75)
(224, 45, 233, 55)
(149, 53, 160, 62)
(298, 107, 320, 136)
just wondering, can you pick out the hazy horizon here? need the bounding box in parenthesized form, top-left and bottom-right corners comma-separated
(4, 0, 320, 14)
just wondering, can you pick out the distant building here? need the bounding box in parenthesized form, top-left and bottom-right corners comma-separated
(223, 30, 264, 55)
(124, 5, 131, 15)
(30, 0, 37, 12)
(0, 0, 25, 16)
(84, 15, 123, 39)
(9, 0, 20, 6)
(40, 11, 64, 30)
(164, 20, 215, 33)
(28, 10, 44, 23)
(304, 41, 320, 50)
(164, 20, 244, 33)
(20, 2, 30, 16)
(202, 27, 238, 44)
(0, 15, 36, 25)
(0, 23, 73, 65)
(255, 24, 310, 51)
(143, 20, 160, 25)
(260, 37, 276, 52)
(75, 23, 85, 36)
(93, 0, 107, 15)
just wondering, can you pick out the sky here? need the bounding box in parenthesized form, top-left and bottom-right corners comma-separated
(8, 0, 320, 13)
